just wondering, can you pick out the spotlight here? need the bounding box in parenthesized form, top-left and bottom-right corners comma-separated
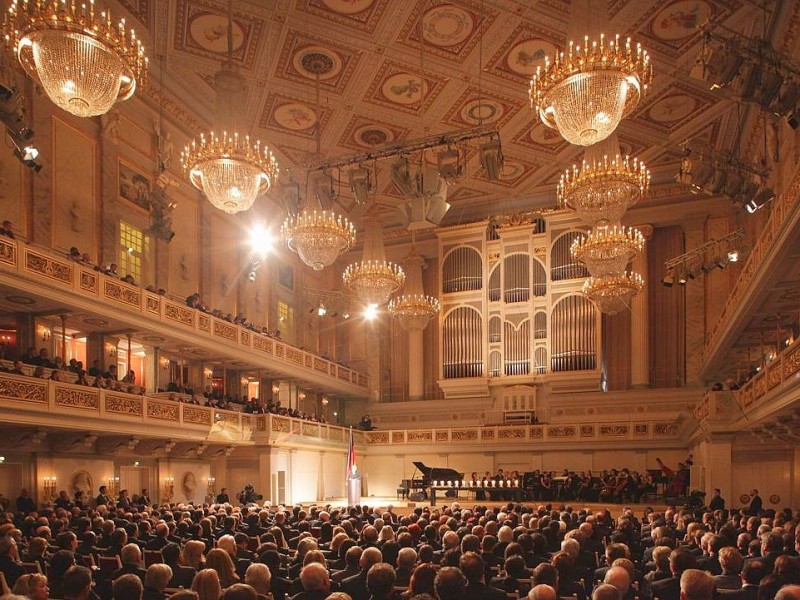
(479, 138, 503, 181)
(687, 265, 701, 280)
(727, 249, 740, 263)
(713, 255, 729, 269)
(363, 303, 378, 321)
(700, 260, 715, 274)
(348, 165, 373, 204)
(248, 223, 273, 257)
(309, 170, 336, 205)
(390, 156, 416, 197)
(758, 70, 783, 110)
(437, 147, 463, 184)
(707, 48, 743, 90)
(247, 271, 257, 283)
(342, 312, 350, 320)
(317, 302, 327, 317)
(745, 186, 774, 213)
(662, 273, 675, 287)
(678, 271, 688, 285)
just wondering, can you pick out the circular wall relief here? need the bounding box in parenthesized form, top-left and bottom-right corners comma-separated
(188, 12, 246, 54)
(422, 4, 475, 47)
(69, 470, 94, 497)
(769, 494, 780, 504)
(321, 0, 375, 14)
(647, 94, 697, 123)
(381, 73, 427, 105)
(354, 125, 393, 148)
(506, 39, 556, 76)
(5, 294, 36, 305)
(739, 494, 750, 504)
(461, 99, 503, 125)
(273, 102, 318, 131)
(292, 45, 343, 80)
(651, 1, 713, 42)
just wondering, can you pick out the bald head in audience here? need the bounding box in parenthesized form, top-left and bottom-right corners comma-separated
(604, 566, 631, 596)
(529, 584, 558, 600)
(593, 584, 623, 600)
(776, 586, 800, 600)
(299, 563, 330, 594)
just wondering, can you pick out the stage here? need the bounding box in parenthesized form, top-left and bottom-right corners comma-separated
(302, 496, 670, 518)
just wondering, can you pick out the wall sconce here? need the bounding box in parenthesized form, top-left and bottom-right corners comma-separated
(271, 384, 279, 395)
(240, 377, 248, 386)
(163, 476, 174, 502)
(43, 476, 57, 503)
(298, 392, 306, 400)
(160, 357, 170, 369)
(107, 344, 117, 358)
(206, 476, 216, 496)
(106, 476, 120, 497)
(40, 327, 51, 343)
(321, 397, 329, 406)
(204, 368, 213, 378)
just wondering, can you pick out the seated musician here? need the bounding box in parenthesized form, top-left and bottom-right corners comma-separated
(471, 472, 486, 501)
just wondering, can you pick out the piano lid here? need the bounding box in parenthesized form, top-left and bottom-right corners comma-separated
(412, 461, 463, 480)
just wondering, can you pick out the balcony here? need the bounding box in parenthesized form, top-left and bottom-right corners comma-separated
(0, 237, 369, 397)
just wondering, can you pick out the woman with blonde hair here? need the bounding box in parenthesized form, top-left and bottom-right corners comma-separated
(182, 540, 207, 571)
(216, 535, 236, 559)
(192, 569, 222, 600)
(12, 573, 49, 600)
(243, 564, 271, 600)
(205, 548, 239, 588)
(329, 533, 349, 555)
(268, 527, 287, 550)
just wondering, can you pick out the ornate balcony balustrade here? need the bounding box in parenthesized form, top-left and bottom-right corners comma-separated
(0, 237, 368, 396)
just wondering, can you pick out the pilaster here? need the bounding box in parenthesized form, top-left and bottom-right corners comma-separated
(631, 225, 653, 388)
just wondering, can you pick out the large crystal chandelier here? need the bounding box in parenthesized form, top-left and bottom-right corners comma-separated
(529, 33, 652, 146)
(571, 225, 644, 277)
(181, 0, 277, 214)
(282, 209, 355, 271)
(343, 208, 405, 306)
(558, 154, 650, 226)
(182, 132, 278, 214)
(388, 247, 439, 330)
(3, 0, 147, 117)
(583, 270, 644, 315)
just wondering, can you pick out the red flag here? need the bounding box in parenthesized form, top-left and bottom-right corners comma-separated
(346, 427, 356, 478)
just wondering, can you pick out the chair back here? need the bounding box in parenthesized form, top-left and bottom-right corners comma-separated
(22, 562, 43, 574)
(99, 555, 122, 575)
(144, 550, 163, 567)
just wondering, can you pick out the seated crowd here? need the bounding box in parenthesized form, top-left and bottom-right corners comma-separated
(1, 491, 799, 600)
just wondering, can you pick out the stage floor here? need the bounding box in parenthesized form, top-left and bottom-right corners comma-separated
(303, 496, 669, 518)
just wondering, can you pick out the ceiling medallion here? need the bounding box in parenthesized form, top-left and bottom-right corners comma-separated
(3, 0, 147, 117)
(5, 294, 36, 305)
(529, 34, 652, 146)
(301, 51, 335, 76)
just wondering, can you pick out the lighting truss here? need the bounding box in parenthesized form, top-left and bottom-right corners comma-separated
(662, 229, 745, 286)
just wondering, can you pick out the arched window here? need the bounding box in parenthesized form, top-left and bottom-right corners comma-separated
(532, 259, 547, 297)
(488, 264, 500, 302)
(442, 306, 483, 378)
(550, 231, 589, 281)
(442, 246, 483, 293)
(503, 254, 530, 303)
(489, 350, 501, 378)
(551, 295, 597, 372)
(533, 312, 547, 340)
(504, 320, 530, 376)
(488, 316, 501, 343)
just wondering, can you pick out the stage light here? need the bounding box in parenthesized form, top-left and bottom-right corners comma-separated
(363, 303, 378, 321)
(713, 255, 729, 269)
(678, 271, 688, 285)
(437, 147, 463, 184)
(727, 249, 740, 262)
(479, 138, 503, 181)
(390, 156, 415, 197)
(317, 302, 327, 317)
(348, 165, 373, 204)
(661, 273, 674, 287)
(248, 223, 274, 257)
(247, 270, 257, 283)
(700, 260, 715, 274)
(745, 186, 775, 213)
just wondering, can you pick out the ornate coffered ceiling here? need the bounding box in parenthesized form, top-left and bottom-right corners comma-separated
(115, 0, 797, 228)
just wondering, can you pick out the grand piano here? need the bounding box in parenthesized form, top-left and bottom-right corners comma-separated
(409, 461, 463, 502)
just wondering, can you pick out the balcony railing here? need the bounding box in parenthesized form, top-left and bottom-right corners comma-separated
(0, 237, 369, 394)
(704, 166, 800, 364)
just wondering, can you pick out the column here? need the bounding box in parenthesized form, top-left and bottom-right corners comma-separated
(14, 313, 35, 357)
(631, 225, 653, 388)
(792, 446, 800, 509)
(704, 435, 733, 503)
(278, 381, 291, 410)
(255, 448, 271, 504)
(408, 329, 424, 400)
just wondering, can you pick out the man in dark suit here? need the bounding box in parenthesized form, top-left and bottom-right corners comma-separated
(112, 544, 147, 583)
(161, 543, 195, 589)
(112, 574, 143, 600)
(96, 485, 112, 507)
(144, 523, 170, 551)
(435, 567, 467, 600)
(748, 533, 783, 571)
(342, 547, 382, 600)
(748, 490, 763, 516)
(15, 488, 36, 514)
(714, 547, 743, 591)
(679, 570, 715, 600)
(460, 551, 506, 600)
(697, 535, 723, 576)
(394, 547, 416, 587)
(722, 560, 767, 600)
(366, 563, 395, 600)
(650, 548, 697, 600)
(708, 489, 725, 511)
(292, 563, 331, 600)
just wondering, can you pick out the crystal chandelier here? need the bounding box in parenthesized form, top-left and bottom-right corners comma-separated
(583, 270, 644, 315)
(181, 0, 277, 214)
(182, 132, 278, 214)
(343, 209, 405, 306)
(3, 0, 147, 117)
(282, 209, 355, 271)
(388, 248, 439, 330)
(571, 224, 644, 277)
(529, 34, 652, 146)
(558, 154, 650, 226)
